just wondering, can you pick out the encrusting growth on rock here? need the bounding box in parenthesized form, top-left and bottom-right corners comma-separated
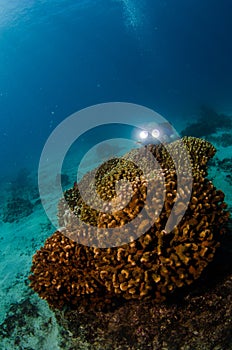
(29, 137, 230, 310)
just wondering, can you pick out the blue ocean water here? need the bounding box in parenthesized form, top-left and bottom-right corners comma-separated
(0, 0, 232, 349)
(0, 0, 232, 177)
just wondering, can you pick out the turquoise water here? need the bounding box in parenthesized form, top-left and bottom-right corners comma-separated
(0, 1, 232, 349)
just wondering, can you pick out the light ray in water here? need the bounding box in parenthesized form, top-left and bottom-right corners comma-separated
(114, 0, 144, 30)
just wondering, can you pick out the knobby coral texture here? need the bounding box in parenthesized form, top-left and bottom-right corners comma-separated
(29, 137, 230, 310)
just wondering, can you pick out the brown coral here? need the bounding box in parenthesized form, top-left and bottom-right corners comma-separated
(29, 137, 230, 310)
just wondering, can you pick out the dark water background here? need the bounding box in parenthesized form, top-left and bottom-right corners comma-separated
(0, 0, 232, 178)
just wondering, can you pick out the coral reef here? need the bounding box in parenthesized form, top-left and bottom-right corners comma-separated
(55, 224, 232, 350)
(208, 132, 232, 147)
(217, 157, 232, 172)
(29, 136, 230, 310)
(0, 294, 67, 350)
(181, 105, 232, 138)
(10, 168, 31, 191)
(1, 167, 40, 223)
(9, 167, 39, 199)
(3, 197, 33, 223)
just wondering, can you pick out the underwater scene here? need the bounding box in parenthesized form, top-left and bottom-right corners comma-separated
(0, 1, 232, 349)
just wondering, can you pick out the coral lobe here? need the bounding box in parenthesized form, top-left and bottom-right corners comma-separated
(29, 137, 230, 310)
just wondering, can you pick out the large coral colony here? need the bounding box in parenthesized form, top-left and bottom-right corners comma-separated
(29, 137, 230, 310)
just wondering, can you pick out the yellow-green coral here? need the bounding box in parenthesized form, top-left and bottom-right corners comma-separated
(29, 137, 230, 309)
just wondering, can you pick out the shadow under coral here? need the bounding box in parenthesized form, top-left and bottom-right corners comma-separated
(54, 219, 232, 350)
